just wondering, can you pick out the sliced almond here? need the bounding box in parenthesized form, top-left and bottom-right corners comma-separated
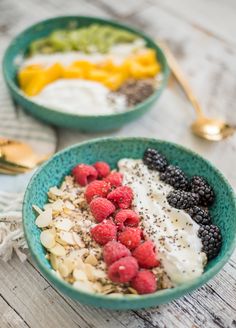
(48, 187, 64, 197)
(84, 254, 98, 266)
(58, 261, 73, 278)
(35, 208, 52, 228)
(73, 268, 87, 281)
(49, 243, 66, 257)
(50, 254, 61, 270)
(55, 234, 68, 246)
(52, 199, 64, 212)
(54, 218, 74, 231)
(64, 201, 75, 210)
(40, 229, 56, 249)
(84, 263, 96, 282)
(73, 281, 94, 293)
(59, 231, 76, 245)
(93, 269, 106, 279)
(32, 205, 43, 215)
(72, 232, 85, 248)
(43, 203, 52, 210)
(64, 257, 76, 272)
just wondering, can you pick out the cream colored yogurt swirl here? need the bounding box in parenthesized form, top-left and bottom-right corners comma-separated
(118, 159, 207, 285)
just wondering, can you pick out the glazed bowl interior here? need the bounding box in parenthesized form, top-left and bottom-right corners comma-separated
(23, 138, 236, 310)
(3, 16, 169, 132)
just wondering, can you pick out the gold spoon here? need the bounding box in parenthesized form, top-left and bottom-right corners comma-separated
(159, 41, 236, 141)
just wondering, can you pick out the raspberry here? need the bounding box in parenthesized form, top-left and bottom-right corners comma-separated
(91, 220, 117, 245)
(118, 227, 142, 250)
(93, 162, 111, 179)
(133, 241, 159, 268)
(107, 186, 133, 209)
(72, 164, 98, 186)
(85, 180, 110, 203)
(104, 172, 123, 187)
(103, 241, 131, 266)
(115, 209, 140, 230)
(131, 270, 157, 294)
(108, 256, 138, 283)
(89, 197, 115, 222)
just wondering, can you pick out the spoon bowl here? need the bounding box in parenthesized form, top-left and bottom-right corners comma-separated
(191, 116, 236, 141)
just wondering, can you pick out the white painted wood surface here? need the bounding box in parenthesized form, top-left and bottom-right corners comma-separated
(0, 0, 236, 327)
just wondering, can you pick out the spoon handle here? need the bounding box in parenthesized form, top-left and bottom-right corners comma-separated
(159, 41, 205, 118)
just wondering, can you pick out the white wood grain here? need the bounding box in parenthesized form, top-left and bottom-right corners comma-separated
(1, 0, 236, 327)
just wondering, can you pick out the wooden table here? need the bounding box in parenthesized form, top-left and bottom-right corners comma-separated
(0, 0, 236, 327)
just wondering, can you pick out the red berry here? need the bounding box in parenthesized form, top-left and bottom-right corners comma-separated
(89, 197, 116, 222)
(93, 162, 111, 179)
(108, 256, 138, 283)
(85, 180, 110, 203)
(72, 164, 98, 186)
(118, 227, 142, 250)
(133, 241, 159, 268)
(103, 241, 131, 266)
(115, 209, 140, 230)
(131, 270, 157, 294)
(104, 172, 123, 188)
(91, 220, 117, 245)
(107, 186, 133, 209)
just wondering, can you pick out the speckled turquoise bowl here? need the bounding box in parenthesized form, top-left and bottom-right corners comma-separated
(23, 138, 236, 309)
(2, 16, 169, 132)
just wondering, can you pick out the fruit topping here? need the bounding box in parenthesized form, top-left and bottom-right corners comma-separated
(108, 256, 138, 283)
(107, 186, 133, 209)
(91, 220, 117, 245)
(89, 197, 116, 222)
(132, 240, 159, 268)
(131, 270, 157, 294)
(104, 172, 123, 187)
(93, 161, 111, 178)
(85, 180, 110, 203)
(72, 164, 98, 186)
(103, 241, 131, 266)
(115, 209, 140, 230)
(198, 224, 222, 260)
(167, 190, 199, 209)
(186, 206, 212, 225)
(143, 148, 168, 172)
(118, 227, 142, 250)
(190, 176, 215, 206)
(160, 165, 189, 190)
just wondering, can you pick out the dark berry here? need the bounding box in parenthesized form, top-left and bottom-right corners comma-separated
(160, 165, 189, 190)
(198, 224, 222, 260)
(190, 176, 214, 206)
(167, 190, 199, 209)
(143, 148, 168, 172)
(186, 206, 212, 225)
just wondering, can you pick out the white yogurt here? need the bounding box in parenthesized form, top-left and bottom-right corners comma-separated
(31, 79, 127, 115)
(118, 159, 206, 285)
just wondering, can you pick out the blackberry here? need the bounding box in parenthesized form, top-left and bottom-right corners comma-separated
(160, 165, 189, 190)
(190, 176, 214, 206)
(186, 206, 212, 225)
(143, 148, 168, 172)
(198, 224, 222, 260)
(167, 190, 199, 209)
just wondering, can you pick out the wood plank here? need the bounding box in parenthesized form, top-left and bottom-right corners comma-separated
(152, 0, 236, 46)
(0, 295, 29, 328)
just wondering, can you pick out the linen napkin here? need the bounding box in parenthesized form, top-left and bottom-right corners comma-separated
(0, 73, 57, 262)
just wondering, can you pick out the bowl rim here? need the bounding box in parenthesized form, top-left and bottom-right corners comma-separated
(23, 137, 236, 308)
(2, 15, 170, 119)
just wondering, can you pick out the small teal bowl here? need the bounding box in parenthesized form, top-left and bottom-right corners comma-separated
(2, 16, 169, 132)
(23, 138, 236, 310)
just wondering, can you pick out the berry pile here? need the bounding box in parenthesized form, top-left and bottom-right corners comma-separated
(72, 160, 160, 294)
(142, 147, 222, 261)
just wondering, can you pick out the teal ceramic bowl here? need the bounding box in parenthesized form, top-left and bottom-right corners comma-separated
(23, 137, 236, 310)
(2, 16, 169, 132)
